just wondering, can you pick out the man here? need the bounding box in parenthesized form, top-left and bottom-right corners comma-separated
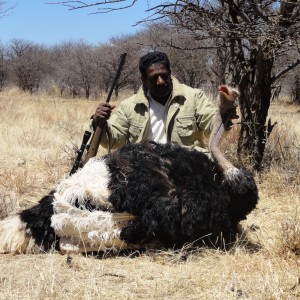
(92, 51, 232, 152)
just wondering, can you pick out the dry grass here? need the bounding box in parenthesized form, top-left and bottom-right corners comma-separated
(0, 88, 300, 299)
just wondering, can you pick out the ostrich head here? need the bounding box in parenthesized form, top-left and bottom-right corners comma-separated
(218, 85, 240, 122)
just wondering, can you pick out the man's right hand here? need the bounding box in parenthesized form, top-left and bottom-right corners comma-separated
(92, 102, 116, 128)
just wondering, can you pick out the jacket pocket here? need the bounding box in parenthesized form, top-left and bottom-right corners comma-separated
(129, 122, 143, 137)
(175, 116, 196, 137)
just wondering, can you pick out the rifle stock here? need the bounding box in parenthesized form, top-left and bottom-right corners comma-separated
(71, 52, 127, 172)
(85, 120, 106, 161)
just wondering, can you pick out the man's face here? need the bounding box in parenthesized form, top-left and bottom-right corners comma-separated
(142, 63, 172, 103)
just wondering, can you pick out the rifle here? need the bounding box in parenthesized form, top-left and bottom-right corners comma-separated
(69, 130, 91, 175)
(69, 52, 127, 175)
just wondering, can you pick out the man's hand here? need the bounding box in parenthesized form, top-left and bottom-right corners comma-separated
(92, 102, 116, 128)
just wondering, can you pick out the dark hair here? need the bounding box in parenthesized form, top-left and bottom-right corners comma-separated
(139, 51, 171, 77)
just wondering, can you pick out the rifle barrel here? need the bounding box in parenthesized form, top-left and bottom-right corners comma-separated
(106, 53, 127, 103)
(85, 52, 127, 162)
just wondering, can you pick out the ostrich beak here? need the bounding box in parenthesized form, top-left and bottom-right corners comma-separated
(218, 85, 230, 96)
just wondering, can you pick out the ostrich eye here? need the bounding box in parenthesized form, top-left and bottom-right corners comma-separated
(232, 90, 240, 99)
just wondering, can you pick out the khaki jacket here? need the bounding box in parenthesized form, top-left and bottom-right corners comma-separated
(101, 77, 217, 152)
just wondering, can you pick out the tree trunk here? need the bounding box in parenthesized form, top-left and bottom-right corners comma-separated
(237, 45, 276, 170)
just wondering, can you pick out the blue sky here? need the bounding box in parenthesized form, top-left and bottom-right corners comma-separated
(0, 1, 161, 45)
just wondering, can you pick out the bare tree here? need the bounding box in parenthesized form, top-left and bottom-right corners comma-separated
(0, 43, 8, 91)
(95, 35, 143, 97)
(55, 1, 300, 170)
(291, 75, 300, 104)
(51, 41, 99, 99)
(72, 42, 98, 99)
(0, 2, 13, 92)
(8, 39, 51, 94)
(154, 1, 300, 169)
(51, 42, 79, 97)
(50, 38, 140, 99)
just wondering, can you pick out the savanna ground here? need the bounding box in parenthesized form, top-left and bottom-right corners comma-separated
(0, 87, 299, 300)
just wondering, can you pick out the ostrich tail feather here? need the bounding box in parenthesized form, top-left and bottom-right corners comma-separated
(0, 215, 37, 254)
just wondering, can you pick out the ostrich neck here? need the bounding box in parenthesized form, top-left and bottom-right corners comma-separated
(209, 112, 235, 174)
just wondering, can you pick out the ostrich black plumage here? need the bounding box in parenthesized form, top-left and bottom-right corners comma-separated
(0, 85, 259, 254)
(106, 141, 257, 248)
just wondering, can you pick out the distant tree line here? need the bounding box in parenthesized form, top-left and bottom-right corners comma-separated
(0, 24, 298, 102)
(0, 27, 226, 98)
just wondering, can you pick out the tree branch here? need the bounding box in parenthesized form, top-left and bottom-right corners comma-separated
(225, 0, 252, 23)
(48, 0, 138, 12)
(271, 56, 300, 82)
(250, 3, 269, 22)
(0, 1, 13, 19)
(290, 4, 300, 22)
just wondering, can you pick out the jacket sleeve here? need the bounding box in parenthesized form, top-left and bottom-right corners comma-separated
(100, 102, 130, 150)
(194, 89, 218, 138)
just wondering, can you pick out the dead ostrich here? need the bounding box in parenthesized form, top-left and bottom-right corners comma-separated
(0, 85, 258, 254)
